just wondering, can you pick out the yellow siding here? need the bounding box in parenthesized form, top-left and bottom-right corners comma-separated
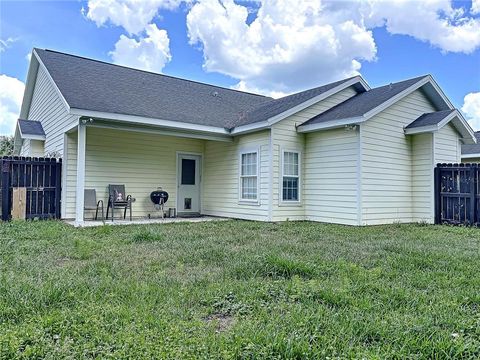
(203, 131, 270, 221)
(435, 123, 461, 164)
(27, 66, 77, 156)
(412, 133, 434, 222)
(19, 139, 30, 156)
(65, 127, 204, 219)
(30, 140, 45, 156)
(65, 132, 77, 218)
(462, 157, 480, 163)
(18, 139, 45, 156)
(271, 86, 358, 221)
(304, 127, 359, 225)
(361, 89, 436, 225)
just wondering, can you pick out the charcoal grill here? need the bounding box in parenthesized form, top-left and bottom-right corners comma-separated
(149, 188, 169, 218)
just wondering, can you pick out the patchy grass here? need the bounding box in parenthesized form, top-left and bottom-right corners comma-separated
(0, 220, 479, 358)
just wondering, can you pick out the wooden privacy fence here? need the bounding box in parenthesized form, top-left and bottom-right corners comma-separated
(0, 156, 62, 221)
(434, 163, 479, 225)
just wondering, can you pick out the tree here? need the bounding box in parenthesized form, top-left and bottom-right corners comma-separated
(0, 135, 14, 156)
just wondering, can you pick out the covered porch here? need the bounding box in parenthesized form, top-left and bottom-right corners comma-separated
(64, 118, 233, 224)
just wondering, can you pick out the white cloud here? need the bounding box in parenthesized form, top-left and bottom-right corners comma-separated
(84, 0, 181, 35)
(187, 0, 377, 95)
(0, 37, 17, 52)
(365, 0, 480, 54)
(110, 23, 172, 72)
(0, 75, 25, 135)
(462, 92, 480, 130)
(472, 0, 480, 15)
(185, 0, 480, 95)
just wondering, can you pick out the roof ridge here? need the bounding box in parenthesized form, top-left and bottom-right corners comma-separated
(371, 74, 429, 90)
(35, 48, 270, 99)
(244, 76, 360, 114)
(273, 76, 359, 101)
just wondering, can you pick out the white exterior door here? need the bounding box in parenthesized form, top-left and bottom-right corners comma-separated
(177, 154, 201, 214)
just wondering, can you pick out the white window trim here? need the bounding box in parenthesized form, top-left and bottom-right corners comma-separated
(279, 149, 302, 206)
(238, 148, 260, 205)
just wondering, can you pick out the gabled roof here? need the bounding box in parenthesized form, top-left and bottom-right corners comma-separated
(17, 119, 45, 139)
(405, 109, 455, 129)
(13, 119, 46, 155)
(34, 48, 270, 129)
(231, 77, 367, 128)
(300, 76, 429, 127)
(31, 49, 367, 132)
(462, 132, 480, 157)
(404, 109, 476, 144)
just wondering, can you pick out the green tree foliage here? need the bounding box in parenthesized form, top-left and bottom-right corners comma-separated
(0, 135, 14, 156)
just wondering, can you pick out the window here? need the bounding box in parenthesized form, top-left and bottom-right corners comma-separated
(282, 151, 300, 202)
(181, 159, 196, 185)
(240, 151, 258, 201)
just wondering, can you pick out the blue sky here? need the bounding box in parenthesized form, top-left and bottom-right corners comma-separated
(1, 0, 479, 135)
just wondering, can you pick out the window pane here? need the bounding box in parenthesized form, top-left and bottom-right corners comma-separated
(242, 177, 257, 199)
(181, 159, 196, 185)
(283, 152, 298, 176)
(282, 177, 298, 201)
(241, 152, 257, 176)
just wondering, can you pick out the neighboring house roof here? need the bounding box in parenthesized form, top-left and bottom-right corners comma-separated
(405, 109, 455, 129)
(462, 132, 480, 156)
(300, 76, 428, 127)
(17, 119, 45, 138)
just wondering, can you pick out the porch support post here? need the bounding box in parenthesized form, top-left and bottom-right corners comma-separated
(75, 124, 86, 223)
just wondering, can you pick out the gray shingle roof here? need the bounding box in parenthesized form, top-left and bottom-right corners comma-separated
(35, 49, 364, 131)
(35, 49, 271, 129)
(231, 77, 361, 128)
(301, 75, 428, 126)
(462, 132, 480, 155)
(405, 109, 455, 129)
(18, 119, 45, 137)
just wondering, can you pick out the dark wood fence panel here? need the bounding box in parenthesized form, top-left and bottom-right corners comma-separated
(435, 163, 479, 225)
(0, 156, 62, 221)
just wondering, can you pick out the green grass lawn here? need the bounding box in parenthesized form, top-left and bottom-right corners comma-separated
(1, 220, 479, 359)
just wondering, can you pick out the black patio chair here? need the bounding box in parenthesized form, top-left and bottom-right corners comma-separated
(106, 184, 133, 221)
(84, 189, 104, 221)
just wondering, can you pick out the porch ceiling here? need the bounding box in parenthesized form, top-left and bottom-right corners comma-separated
(79, 117, 233, 142)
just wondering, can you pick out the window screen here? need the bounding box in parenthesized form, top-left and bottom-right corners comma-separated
(240, 152, 258, 200)
(282, 151, 299, 201)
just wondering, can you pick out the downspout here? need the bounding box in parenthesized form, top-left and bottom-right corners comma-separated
(357, 125, 363, 226)
(268, 127, 274, 221)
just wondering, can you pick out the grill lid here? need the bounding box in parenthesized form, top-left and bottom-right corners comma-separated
(150, 190, 169, 205)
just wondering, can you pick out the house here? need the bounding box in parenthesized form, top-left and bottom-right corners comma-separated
(461, 131, 480, 163)
(14, 48, 476, 225)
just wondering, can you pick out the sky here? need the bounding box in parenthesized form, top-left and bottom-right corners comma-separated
(0, 0, 479, 136)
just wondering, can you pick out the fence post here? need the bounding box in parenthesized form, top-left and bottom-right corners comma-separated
(434, 165, 441, 224)
(1, 158, 11, 221)
(55, 160, 61, 219)
(468, 164, 476, 225)
(474, 164, 478, 226)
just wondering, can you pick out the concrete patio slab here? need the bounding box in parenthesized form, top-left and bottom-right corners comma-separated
(65, 216, 228, 227)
